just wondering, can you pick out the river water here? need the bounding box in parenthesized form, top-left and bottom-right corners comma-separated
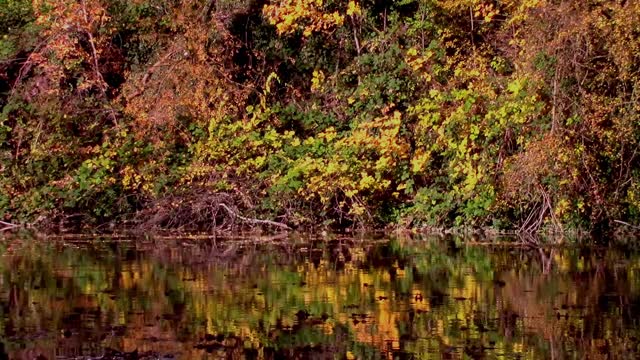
(0, 234, 638, 359)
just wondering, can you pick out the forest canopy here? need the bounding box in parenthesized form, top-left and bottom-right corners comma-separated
(1, 0, 639, 233)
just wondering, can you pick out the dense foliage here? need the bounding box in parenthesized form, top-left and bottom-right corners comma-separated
(1, 0, 639, 232)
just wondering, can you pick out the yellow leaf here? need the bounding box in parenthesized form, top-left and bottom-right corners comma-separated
(347, 1, 361, 17)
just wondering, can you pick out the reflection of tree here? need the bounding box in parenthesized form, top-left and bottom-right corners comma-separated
(0, 236, 639, 359)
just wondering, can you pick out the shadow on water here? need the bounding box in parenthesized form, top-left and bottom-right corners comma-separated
(0, 234, 639, 359)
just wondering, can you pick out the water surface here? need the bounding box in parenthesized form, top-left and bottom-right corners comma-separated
(0, 234, 639, 359)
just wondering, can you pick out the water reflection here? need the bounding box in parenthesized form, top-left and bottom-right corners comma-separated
(0, 235, 639, 359)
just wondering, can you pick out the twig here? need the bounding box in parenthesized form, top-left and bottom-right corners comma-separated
(0, 57, 28, 65)
(218, 203, 291, 230)
(351, 17, 361, 56)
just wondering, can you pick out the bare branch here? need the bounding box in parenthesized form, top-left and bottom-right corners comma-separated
(80, 0, 118, 126)
(218, 203, 291, 231)
(0, 221, 19, 232)
(614, 220, 640, 230)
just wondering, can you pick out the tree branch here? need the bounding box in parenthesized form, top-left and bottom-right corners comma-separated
(351, 17, 361, 56)
(0, 221, 19, 232)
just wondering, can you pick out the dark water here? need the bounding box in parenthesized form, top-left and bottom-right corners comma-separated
(0, 234, 639, 359)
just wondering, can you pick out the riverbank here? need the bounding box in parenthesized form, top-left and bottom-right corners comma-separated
(2, 1, 640, 235)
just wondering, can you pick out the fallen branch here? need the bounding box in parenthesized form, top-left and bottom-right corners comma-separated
(614, 220, 640, 230)
(218, 203, 291, 231)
